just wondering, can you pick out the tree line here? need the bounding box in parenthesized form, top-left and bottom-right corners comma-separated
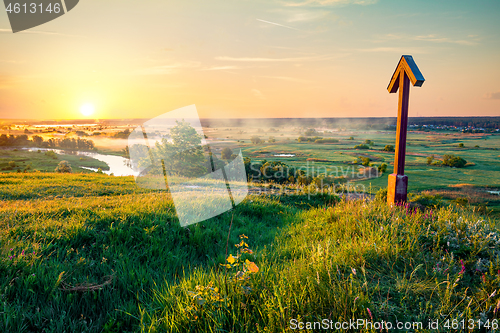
(0, 134, 95, 150)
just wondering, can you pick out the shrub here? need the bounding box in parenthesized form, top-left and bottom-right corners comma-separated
(250, 136, 262, 144)
(378, 163, 388, 173)
(55, 160, 72, 173)
(384, 145, 394, 152)
(361, 157, 371, 166)
(427, 155, 434, 165)
(8, 161, 16, 168)
(442, 154, 467, 168)
(454, 197, 469, 206)
(409, 193, 442, 208)
(374, 187, 387, 202)
(298, 136, 322, 143)
(354, 144, 369, 149)
(75, 130, 88, 137)
(314, 138, 339, 144)
(221, 147, 233, 160)
(45, 151, 58, 159)
(458, 143, 464, 148)
(304, 128, 320, 136)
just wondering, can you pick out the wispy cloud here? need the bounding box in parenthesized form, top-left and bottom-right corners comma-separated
(256, 18, 301, 31)
(413, 34, 477, 45)
(134, 61, 200, 75)
(215, 54, 337, 62)
(202, 66, 241, 71)
(358, 47, 427, 54)
(284, 10, 333, 22)
(483, 91, 500, 100)
(374, 33, 479, 46)
(266, 8, 338, 26)
(251, 89, 266, 100)
(259, 75, 312, 83)
(283, 0, 377, 7)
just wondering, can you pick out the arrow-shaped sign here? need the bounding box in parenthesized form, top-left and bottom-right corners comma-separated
(387, 55, 425, 204)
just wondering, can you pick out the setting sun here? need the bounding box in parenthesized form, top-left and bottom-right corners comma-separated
(80, 103, 95, 117)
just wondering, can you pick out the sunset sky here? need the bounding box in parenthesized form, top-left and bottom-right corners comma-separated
(0, 0, 499, 120)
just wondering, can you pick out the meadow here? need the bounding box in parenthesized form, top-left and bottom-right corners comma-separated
(0, 149, 108, 174)
(0, 122, 499, 332)
(207, 127, 500, 217)
(1, 172, 500, 332)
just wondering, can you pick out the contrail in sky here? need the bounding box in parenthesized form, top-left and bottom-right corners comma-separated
(256, 19, 301, 31)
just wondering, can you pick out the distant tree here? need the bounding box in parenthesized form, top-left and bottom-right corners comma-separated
(458, 143, 464, 148)
(113, 128, 131, 139)
(384, 145, 394, 152)
(32, 135, 44, 146)
(378, 163, 388, 173)
(304, 129, 320, 136)
(364, 139, 372, 145)
(427, 155, 434, 165)
(148, 120, 207, 177)
(268, 136, 276, 143)
(75, 130, 88, 137)
(442, 154, 467, 168)
(348, 136, 354, 140)
(221, 147, 233, 160)
(250, 136, 262, 144)
(361, 157, 371, 166)
(354, 144, 369, 149)
(8, 161, 16, 168)
(55, 160, 72, 173)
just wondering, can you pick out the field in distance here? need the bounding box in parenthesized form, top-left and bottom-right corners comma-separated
(0, 118, 499, 215)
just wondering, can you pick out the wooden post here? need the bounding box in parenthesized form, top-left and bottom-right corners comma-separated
(386, 55, 425, 205)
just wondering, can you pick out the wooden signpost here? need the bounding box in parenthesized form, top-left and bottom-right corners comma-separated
(387, 55, 425, 204)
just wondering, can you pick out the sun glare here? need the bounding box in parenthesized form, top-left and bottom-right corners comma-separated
(80, 103, 95, 117)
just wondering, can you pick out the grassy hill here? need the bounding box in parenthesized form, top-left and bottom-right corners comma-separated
(1, 173, 500, 332)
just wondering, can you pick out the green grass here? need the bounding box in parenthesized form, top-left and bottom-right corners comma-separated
(0, 149, 108, 173)
(0, 173, 150, 200)
(1, 173, 500, 332)
(238, 132, 500, 193)
(235, 130, 500, 216)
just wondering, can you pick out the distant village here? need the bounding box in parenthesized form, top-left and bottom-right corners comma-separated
(408, 124, 499, 133)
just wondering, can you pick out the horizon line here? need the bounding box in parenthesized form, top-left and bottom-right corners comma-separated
(1, 115, 500, 122)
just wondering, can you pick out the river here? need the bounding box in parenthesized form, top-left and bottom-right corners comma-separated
(24, 148, 137, 177)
